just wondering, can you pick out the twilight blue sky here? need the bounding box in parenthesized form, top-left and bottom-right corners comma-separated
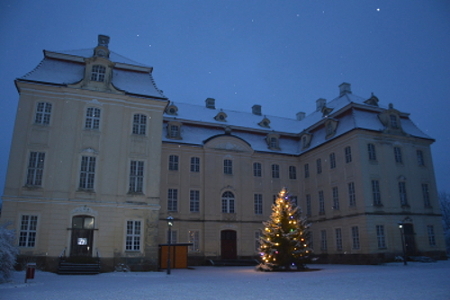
(0, 0, 449, 197)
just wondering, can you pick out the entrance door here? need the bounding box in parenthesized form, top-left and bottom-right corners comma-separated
(221, 230, 237, 259)
(70, 216, 95, 257)
(403, 223, 416, 256)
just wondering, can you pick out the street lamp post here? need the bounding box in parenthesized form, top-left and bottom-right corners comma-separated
(166, 216, 174, 275)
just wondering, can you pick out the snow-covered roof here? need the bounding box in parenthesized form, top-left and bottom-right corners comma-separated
(162, 86, 433, 154)
(17, 46, 166, 99)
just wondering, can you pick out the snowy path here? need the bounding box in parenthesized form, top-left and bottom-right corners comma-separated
(1, 261, 449, 300)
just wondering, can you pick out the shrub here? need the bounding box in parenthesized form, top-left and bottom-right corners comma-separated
(0, 223, 19, 283)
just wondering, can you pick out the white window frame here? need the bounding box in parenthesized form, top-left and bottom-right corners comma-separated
(190, 157, 200, 172)
(129, 160, 144, 193)
(224, 159, 233, 175)
(169, 155, 179, 171)
(335, 228, 343, 251)
(132, 114, 147, 135)
(271, 164, 280, 178)
(79, 156, 96, 190)
(19, 215, 38, 247)
(35, 102, 52, 125)
(26, 151, 45, 186)
(253, 162, 262, 177)
(376, 225, 386, 249)
(221, 191, 235, 213)
(351, 226, 360, 250)
(85, 107, 101, 130)
(168, 188, 178, 212)
(254, 194, 263, 215)
(125, 220, 141, 251)
(91, 65, 106, 82)
(190, 190, 200, 212)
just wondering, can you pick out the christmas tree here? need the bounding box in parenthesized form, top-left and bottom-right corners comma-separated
(257, 187, 311, 271)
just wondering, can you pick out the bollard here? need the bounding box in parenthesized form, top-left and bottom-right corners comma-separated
(25, 263, 36, 283)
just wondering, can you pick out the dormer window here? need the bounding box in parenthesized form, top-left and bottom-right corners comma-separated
(214, 112, 227, 122)
(266, 133, 280, 150)
(258, 117, 270, 128)
(301, 132, 312, 149)
(390, 114, 398, 129)
(166, 122, 182, 140)
(324, 119, 338, 139)
(91, 65, 106, 82)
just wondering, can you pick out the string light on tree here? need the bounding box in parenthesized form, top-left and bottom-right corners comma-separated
(257, 187, 311, 271)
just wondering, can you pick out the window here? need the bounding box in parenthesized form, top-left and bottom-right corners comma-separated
(390, 114, 398, 129)
(319, 191, 325, 215)
(91, 65, 106, 82)
(351, 226, 360, 249)
(168, 124, 180, 139)
(368, 143, 377, 161)
(332, 187, 339, 210)
(422, 184, 431, 208)
(271, 164, 280, 178)
(290, 196, 298, 207)
(126, 220, 141, 251)
(376, 225, 386, 249)
(268, 137, 278, 149)
(399, 182, 408, 206)
(335, 228, 343, 251)
(348, 182, 356, 207)
(224, 159, 233, 175)
(35, 102, 52, 125)
(132, 114, 147, 135)
(427, 225, 436, 246)
(329, 152, 336, 169)
(85, 107, 101, 130)
(306, 195, 312, 217)
(316, 159, 322, 174)
(255, 231, 262, 252)
(372, 180, 382, 206)
(417, 150, 425, 166)
(168, 188, 178, 212)
(79, 156, 96, 190)
(254, 194, 263, 215)
(253, 162, 262, 177)
(289, 166, 297, 179)
(190, 190, 200, 212)
(320, 230, 327, 251)
(190, 157, 200, 172)
(394, 147, 403, 164)
(169, 155, 179, 171)
(129, 161, 144, 193)
(345, 146, 352, 163)
(304, 163, 310, 178)
(26, 152, 45, 186)
(167, 230, 178, 244)
(19, 215, 38, 247)
(188, 230, 200, 252)
(222, 191, 235, 213)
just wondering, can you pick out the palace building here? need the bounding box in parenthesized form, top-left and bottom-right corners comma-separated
(1, 35, 446, 272)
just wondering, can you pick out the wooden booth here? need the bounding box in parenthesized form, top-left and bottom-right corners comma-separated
(159, 243, 193, 269)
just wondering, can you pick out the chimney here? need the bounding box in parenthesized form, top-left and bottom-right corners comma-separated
(296, 112, 306, 121)
(252, 104, 262, 115)
(205, 98, 215, 109)
(339, 82, 352, 96)
(316, 98, 326, 112)
(98, 35, 110, 48)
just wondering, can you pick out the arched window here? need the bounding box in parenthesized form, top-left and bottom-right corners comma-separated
(221, 191, 235, 213)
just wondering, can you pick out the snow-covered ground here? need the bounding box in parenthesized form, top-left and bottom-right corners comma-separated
(1, 261, 449, 300)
